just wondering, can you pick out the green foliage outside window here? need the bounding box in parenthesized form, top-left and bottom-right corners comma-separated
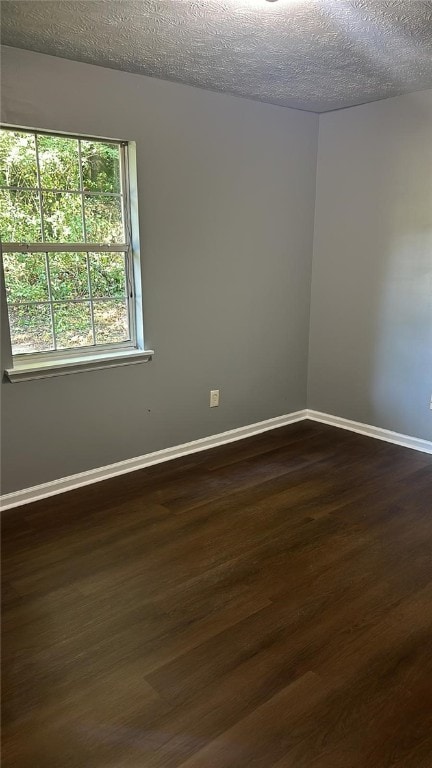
(0, 129, 131, 354)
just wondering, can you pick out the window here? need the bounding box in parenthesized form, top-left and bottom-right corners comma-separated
(0, 126, 151, 380)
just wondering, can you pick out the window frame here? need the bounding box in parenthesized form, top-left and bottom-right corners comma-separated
(1, 125, 149, 374)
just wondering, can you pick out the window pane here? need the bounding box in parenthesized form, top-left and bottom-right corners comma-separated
(84, 194, 124, 243)
(0, 129, 38, 188)
(94, 299, 129, 344)
(81, 141, 121, 193)
(42, 192, 83, 242)
(49, 252, 89, 300)
(37, 134, 80, 191)
(3, 252, 49, 303)
(90, 252, 127, 298)
(0, 189, 42, 241)
(53, 301, 93, 349)
(9, 303, 53, 355)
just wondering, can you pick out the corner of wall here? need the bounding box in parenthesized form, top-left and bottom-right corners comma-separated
(305, 109, 322, 409)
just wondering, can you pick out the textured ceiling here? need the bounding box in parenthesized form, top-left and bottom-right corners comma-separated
(1, 0, 432, 112)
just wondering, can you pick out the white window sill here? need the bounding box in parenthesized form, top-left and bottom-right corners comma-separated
(5, 348, 155, 382)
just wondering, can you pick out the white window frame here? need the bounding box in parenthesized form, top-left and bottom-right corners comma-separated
(1, 125, 153, 381)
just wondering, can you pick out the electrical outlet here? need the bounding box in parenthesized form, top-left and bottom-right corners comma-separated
(210, 389, 220, 408)
(430, 394, 432, 411)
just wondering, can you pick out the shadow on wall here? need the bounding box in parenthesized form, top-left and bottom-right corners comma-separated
(371, 96, 432, 438)
(309, 91, 432, 442)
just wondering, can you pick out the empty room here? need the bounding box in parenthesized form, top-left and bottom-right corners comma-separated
(1, 1, 432, 765)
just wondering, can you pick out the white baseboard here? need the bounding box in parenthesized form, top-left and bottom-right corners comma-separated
(307, 410, 432, 455)
(0, 410, 307, 511)
(2, 408, 431, 511)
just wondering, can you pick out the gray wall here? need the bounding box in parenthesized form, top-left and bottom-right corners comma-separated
(0, 46, 318, 494)
(308, 90, 432, 441)
(2, 48, 430, 495)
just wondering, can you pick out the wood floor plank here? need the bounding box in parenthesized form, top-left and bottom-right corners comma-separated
(2, 422, 432, 767)
(177, 672, 329, 768)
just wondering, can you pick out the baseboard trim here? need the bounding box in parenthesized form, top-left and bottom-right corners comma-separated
(0, 410, 307, 510)
(2, 408, 431, 511)
(307, 410, 432, 455)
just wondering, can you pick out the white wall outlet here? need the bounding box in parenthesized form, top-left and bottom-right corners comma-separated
(210, 389, 220, 408)
(430, 394, 432, 411)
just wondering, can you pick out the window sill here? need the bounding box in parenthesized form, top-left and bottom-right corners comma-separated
(5, 348, 155, 382)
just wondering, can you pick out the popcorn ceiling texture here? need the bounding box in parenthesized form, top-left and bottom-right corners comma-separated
(1, 0, 432, 112)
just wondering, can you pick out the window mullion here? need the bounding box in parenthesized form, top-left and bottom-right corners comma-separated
(44, 253, 58, 351)
(1, 243, 128, 253)
(9, 296, 126, 307)
(1, 186, 122, 197)
(35, 135, 57, 351)
(34, 135, 45, 242)
(78, 139, 96, 346)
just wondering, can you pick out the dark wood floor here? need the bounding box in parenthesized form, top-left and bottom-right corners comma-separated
(2, 421, 432, 767)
